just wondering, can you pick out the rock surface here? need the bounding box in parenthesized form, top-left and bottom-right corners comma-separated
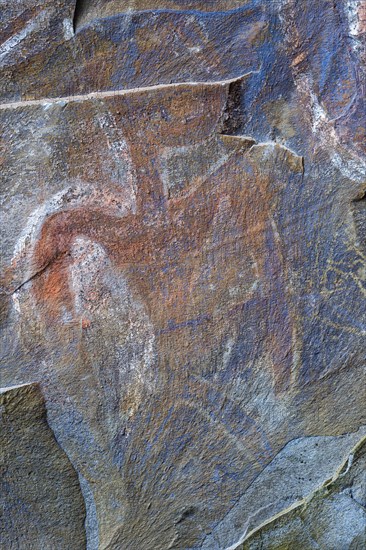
(0, 383, 86, 549)
(240, 435, 366, 550)
(0, 1, 365, 549)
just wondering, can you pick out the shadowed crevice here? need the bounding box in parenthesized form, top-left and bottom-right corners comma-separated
(219, 78, 245, 136)
(73, 0, 89, 32)
(352, 187, 366, 252)
(73, 0, 248, 31)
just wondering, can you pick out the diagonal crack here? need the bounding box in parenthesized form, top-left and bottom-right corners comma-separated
(3, 251, 70, 296)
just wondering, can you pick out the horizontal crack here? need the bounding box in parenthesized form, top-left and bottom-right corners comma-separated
(0, 71, 259, 111)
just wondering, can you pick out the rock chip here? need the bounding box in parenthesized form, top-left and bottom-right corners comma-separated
(0, 383, 86, 549)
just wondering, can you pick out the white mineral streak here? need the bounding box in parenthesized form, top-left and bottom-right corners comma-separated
(69, 237, 109, 318)
(0, 71, 257, 111)
(278, 0, 365, 185)
(0, 10, 49, 65)
(202, 428, 366, 550)
(96, 112, 137, 210)
(0, 383, 34, 394)
(223, 504, 275, 550)
(62, 18, 74, 40)
(346, 0, 363, 38)
(11, 178, 134, 294)
(69, 236, 156, 406)
(296, 75, 366, 183)
(12, 187, 75, 264)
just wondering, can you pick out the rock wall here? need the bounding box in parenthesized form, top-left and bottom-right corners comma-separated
(240, 435, 366, 550)
(0, 384, 86, 549)
(0, 1, 365, 548)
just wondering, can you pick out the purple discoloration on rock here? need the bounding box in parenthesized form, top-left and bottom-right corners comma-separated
(0, 1, 365, 548)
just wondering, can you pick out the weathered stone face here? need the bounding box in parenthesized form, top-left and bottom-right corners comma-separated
(239, 435, 366, 550)
(0, 1, 365, 549)
(0, 384, 87, 549)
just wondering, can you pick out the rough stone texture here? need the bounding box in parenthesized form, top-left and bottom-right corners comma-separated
(73, 1, 248, 30)
(0, 383, 86, 549)
(202, 428, 366, 549)
(0, 1, 365, 549)
(240, 435, 366, 550)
